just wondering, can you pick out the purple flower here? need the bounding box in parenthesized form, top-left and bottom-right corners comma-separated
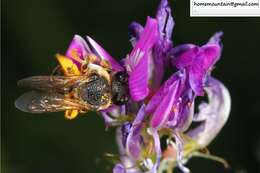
(29, 0, 231, 172)
(171, 32, 223, 96)
(62, 1, 230, 172)
(112, 0, 230, 172)
(140, 31, 225, 172)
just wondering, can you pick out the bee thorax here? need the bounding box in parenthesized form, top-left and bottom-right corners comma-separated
(78, 74, 111, 109)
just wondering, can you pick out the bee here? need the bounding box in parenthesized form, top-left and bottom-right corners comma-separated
(15, 53, 129, 119)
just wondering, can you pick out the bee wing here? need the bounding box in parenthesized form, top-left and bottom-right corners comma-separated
(15, 91, 87, 113)
(17, 75, 85, 93)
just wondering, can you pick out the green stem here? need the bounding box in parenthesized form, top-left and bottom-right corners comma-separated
(192, 151, 229, 168)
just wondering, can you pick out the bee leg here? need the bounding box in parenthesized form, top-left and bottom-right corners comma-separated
(52, 65, 63, 76)
(100, 60, 112, 72)
(79, 109, 88, 114)
(80, 54, 97, 73)
(50, 65, 63, 82)
(84, 54, 112, 72)
(83, 54, 98, 66)
(100, 59, 110, 69)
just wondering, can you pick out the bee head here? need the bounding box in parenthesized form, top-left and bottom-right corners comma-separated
(111, 71, 129, 105)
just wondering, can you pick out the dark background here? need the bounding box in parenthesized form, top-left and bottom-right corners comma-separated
(2, 0, 260, 173)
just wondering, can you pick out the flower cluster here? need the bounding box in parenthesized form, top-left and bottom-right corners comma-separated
(59, 0, 231, 172)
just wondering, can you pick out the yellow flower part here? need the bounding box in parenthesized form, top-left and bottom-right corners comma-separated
(56, 54, 81, 119)
(64, 110, 79, 120)
(56, 54, 81, 76)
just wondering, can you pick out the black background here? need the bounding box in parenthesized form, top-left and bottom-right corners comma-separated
(2, 0, 260, 172)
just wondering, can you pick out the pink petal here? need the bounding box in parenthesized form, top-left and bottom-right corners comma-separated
(156, 0, 174, 40)
(146, 73, 179, 114)
(126, 105, 146, 159)
(131, 17, 159, 57)
(145, 86, 164, 114)
(86, 36, 124, 71)
(126, 17, 159, 70)
(188, 44, 221, 96)
(171, 45, 198, 69)
(188, 62, 204, 96)
(128, 54, 149, 101)
(150, 80, 180, 129)
(208, 31, 223, 45)
(65, 35, 90, 68)
(127, 17, 159, 101)
(200, 44, 221, 71)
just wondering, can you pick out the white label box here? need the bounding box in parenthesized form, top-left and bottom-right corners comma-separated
(190, 0, 260, 17)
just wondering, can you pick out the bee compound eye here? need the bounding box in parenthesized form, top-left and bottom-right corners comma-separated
(115, 71, 128, 83)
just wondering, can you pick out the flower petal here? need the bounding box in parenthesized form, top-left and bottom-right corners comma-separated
(146, 73, 180, 115)
(121, 122, 132, 147)
(208, 31, 223, 45)
(126, 105, 146, 159)
(174, 133, 191, 173)
(169, 89, 195, 131)
(156, 0, 174, 40)
(149, 128, 161, 173)
(188, 44, 221, 96)
(131, 17, 159, 58)
(151, 46, 165, 89)
(126, 126, 142, 158)
(65, 35, 90, 68)
(150, 78, 180, 129)
(200, 44, 221, 71)
(129, 22, 144, 46)
(187, 77, 231, 148)
(126, 17, 159, 70)
(86, 36, 124, 71)
(145, 86, 164, 115)
(56, 54, 81, 76)
(171, 44, 198, 69)
(127, 17, 159, 101)
(101, 112, 118, 127)
(113, 164, 126, 173)
(128, 53, 149, 101)
(188, 61, 204, 96)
